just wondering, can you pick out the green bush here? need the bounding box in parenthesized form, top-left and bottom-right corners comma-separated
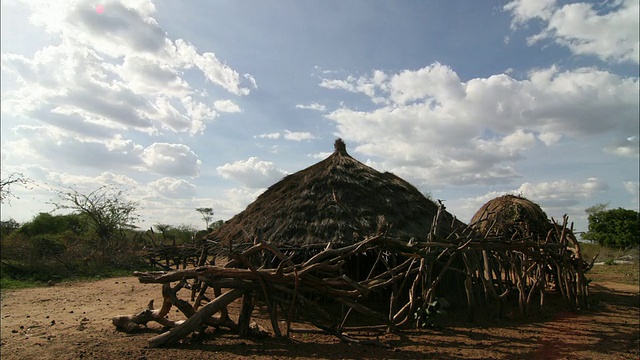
(30, 234, 67, 257)
(583, 205, 639, 249)
(18, 212, 86, 237)
(1, 211, 148, 283)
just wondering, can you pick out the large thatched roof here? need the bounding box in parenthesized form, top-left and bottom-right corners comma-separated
(209, 139, 464, 247)
(470, 194, 553, 239)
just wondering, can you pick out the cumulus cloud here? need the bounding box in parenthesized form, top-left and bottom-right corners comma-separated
(517, 177, 609, 206)
(45, 171, 141, 191)
(148, 177, 197, 198)
(217, 157, 287, 188)
(1, 0, 255, 143)
(141, 143, 201, 176)
(320, 64, 638, 186)
(2, 124, 203, 177)
(505, 0, 640, 64)
(504, 0, 557, 26)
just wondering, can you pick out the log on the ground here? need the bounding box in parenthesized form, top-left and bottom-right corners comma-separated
(148, 288, 247, 348)
(112, 299, 179, 332)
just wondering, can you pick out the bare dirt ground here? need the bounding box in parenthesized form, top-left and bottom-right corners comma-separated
(1, 270, 638, 360)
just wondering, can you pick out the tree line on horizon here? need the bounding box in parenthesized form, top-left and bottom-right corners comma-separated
(1, 172, 222, 282)
(0, 172, 637, 283)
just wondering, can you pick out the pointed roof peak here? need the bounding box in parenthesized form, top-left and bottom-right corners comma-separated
(334, 138, 348, 155)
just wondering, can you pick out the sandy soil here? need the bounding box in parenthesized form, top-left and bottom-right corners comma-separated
(1, 274, 638, 360)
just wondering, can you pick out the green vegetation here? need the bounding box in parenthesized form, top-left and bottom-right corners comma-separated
(582, 204, 639, 249)
(1, 185, 225, 289)
(1, 186, 146, 287)
(151, 223, 198, 246)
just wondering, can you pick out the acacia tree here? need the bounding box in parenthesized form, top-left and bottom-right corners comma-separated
(196, 207, 214, 230)
(583, 203, 640, 249)
(0, 172, 32, 204)
(154, 223, 172, 242)
(55, 186, 139, 255)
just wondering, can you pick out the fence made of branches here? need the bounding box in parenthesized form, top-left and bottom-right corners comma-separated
(114, 208, 593, 348)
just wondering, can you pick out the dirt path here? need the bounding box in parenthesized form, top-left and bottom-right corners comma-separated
(1, 277, 638, 359)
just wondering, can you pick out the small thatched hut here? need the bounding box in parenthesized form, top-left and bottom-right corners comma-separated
(209, 139, 464, 249)
(470, 194, 554, 240)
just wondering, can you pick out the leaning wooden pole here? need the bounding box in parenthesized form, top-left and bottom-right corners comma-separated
(149, 288, 247, 348)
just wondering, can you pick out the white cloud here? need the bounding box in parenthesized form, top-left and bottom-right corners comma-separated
(180, 96, 217, 125)
(141, 143, 201, 176)
(46, 171, 140, 191)
(216, 157, 287, 188)
(173, 39, 253, 96)
(504, 0, 557, 26)
(319, 70, 388, 104)
(623, 181, 639, 197)
(605, 136, 639, 157)
(220, 187, 264, 214)
(538, 132, 562, 146)
(283, 130, 316, 142)
(148, 177, 197, 198)
(214, 99, 242, 113)
(505, 0, 640, 64)
(518, 177, 609, 206)
(308, 152, 332, 160)
(295, 102, 327, 112)
(253, 130, 317, 142)
(255, 132, 281, 140)
(389, 63, 464, 105)
(2, 125, 203, 178)
(321, 64, 638, 186)
(4, 125, 144, 169)
(116, 55, 191, 97)
(1, 0, 254, 144)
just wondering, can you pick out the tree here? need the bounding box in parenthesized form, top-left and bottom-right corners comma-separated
(0, 172, 32, 204)
(0, 218, 20, 238)
(154, 223, 172, 241)
(210, 219, 224, 230)
(582, 204, 639, 249)
(55, 186, 139, 254)
(196, 207, 214, 230)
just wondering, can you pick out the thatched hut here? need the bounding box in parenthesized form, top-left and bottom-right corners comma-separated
(208, 139, 464, 251)
(470, 194, 554, 240)
(118, 180, 591, 344)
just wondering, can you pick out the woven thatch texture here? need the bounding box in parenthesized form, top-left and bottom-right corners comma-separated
(209, 139, 464, 247)
(470, 194, 553, 239)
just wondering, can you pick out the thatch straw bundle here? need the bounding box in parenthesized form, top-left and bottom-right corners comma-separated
(470, 194, 553, 239)
(209, 139, 463, 248)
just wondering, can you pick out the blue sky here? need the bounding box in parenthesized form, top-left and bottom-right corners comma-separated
(1, 0, 638, 235)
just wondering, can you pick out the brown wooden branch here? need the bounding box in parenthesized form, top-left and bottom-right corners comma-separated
(148, 288, 247, 348)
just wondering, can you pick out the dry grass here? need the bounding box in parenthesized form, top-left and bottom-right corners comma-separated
(581, 242, 638, 262)
(588, 263, 640, 286)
